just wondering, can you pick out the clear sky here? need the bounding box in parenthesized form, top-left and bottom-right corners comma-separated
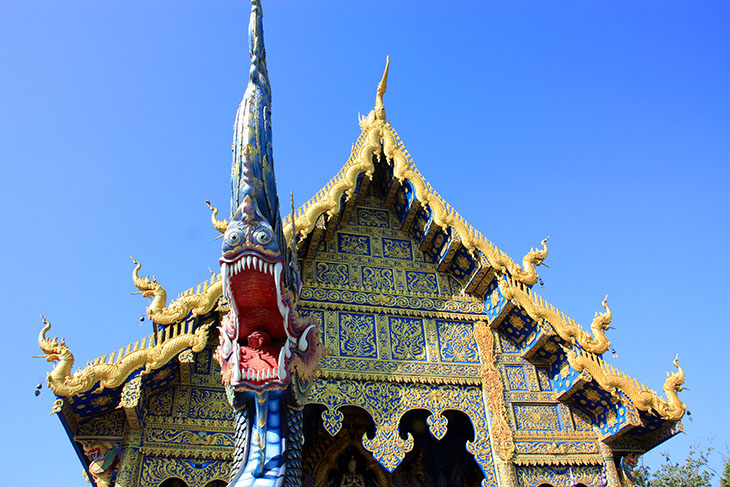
(1, 1, 728, 485)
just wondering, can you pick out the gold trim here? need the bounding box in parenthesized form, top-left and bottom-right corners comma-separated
(316, 368, 481, 386)
(474, 322, 515, 461)
(563, 346, 686, 421)
(38, 316, 211, 397)
(498, 275, 612, 354)
(281, 62, 547, 286)
(132, 257, 223, 325)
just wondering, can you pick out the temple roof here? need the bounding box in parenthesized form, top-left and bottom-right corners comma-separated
(39, 58, 685, 458)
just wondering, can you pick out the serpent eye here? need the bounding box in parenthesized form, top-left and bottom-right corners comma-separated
(254, 228, 272, 245)
(225, 230, 242, 246)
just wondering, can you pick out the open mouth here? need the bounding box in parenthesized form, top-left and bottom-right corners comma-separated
(221, 251, 293, 389)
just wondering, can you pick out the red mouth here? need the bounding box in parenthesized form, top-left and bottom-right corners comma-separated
(220, 252, 291, 388)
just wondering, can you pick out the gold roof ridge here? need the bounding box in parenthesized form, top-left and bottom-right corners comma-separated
(498, 273, 612, 355)
(281, 60, 548, 287)
(37, 315, 211, 397)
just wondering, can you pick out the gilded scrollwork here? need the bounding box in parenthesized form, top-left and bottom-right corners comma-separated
(131, 257, 222, 325)
(498, 275, 612, 354)
(474, 322, 515, 461)
(139, 456, 229, 487)
(563, 346, 686, 421)
(516, 464, 602, 487)
(306, 378, 496, 483)
(38, 315, 210, 396)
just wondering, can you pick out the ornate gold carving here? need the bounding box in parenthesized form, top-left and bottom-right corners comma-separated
(38, 315, 211, 396)
(282, 64, 547, 286)
(306, 379, 496, 483)
(516, 464, 602, 486)
(498, 275, 612, 354)
(563, 346, 686, 421)
(474, 322, 515, 461)
(51, 398, 64, 415)
(131, 257, 223, 325)
(139, 456, 229, 487)
(205, 200, 228, 233)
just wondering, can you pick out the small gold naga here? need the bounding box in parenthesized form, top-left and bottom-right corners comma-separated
(37, 315, 210, 397)
(563, 347, 686, 421)
(131, 257, 222, 325)
(499, 276, 612, 355)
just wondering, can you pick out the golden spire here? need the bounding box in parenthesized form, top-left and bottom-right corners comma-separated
(374, 56, 390, 121)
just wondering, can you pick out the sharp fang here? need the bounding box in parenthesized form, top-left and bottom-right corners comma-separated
(246, 256, 252, 269)
(221, 263, 228, 294)
(278, 348, 286, 379)
(274, 262, 291, 337)
(256, 259, 261, 272)
(298, 324, 317, 352)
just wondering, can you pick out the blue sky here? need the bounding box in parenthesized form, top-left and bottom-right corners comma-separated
(1, 1, 728, 485)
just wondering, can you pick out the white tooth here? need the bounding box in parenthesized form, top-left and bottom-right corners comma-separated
(265, 369, 270, 379)
(221, 263, 228, 293)
(298, 324, 317, 352)
(284, 341, 292, 358)
(277, 351, 286, 380)
(255, 259, 261, 272)
(246, 256, 252, 269)
(247, 369, 253, 380)
(273, 367, 278, 379)
(232, 365, 241, 383)
(256, 370, 261, 381)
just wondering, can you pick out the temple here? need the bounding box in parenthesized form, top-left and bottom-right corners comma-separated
(37, 2, 685, 487)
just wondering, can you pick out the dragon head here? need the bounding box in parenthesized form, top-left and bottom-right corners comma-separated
(218, 194, 318, 391)
(215, 0, 320, 392)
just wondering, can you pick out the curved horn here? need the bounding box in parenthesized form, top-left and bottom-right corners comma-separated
(206, 200, 228, 234)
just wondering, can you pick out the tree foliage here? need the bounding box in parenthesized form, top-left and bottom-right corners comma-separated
(633, 444, 715, 487)
(720, 452, 730, 487)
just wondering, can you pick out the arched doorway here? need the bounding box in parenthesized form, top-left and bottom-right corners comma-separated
(303, 405, 390, 486)
(302, 405, 483, 486)
(393, 409, 482, 487)
(159, 478, 188, 487)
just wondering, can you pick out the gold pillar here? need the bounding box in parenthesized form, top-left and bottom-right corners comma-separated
(599, 442, 622, 487)
(495, 460, 517, 487)
(114, 430, 143, 487)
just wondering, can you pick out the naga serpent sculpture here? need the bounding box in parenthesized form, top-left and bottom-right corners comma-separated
(208, 2, 323, 485)
(498, 274, 613, 355)
(37, 315, 211, 397)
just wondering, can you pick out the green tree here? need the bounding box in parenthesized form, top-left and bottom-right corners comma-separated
(634, 443, 715, 487)
(720, 453, 730, 487)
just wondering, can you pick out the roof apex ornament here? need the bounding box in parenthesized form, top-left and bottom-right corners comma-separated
(360, 56, 390, 130)
(375, 55, 390, 121)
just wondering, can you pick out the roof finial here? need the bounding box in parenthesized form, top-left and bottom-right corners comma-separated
(374, 56, 389, 121)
